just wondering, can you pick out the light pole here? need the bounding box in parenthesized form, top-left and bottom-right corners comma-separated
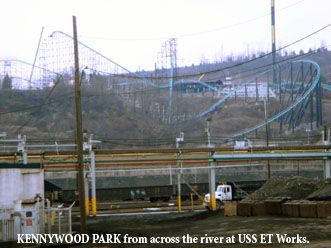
(206, 118, 216, 211)
(264, 99, 271, 179)
(306, 128, 311, 144)
(264, 100, 269, 147)
(83, 133, 101, 217)
(206, 118, 212, 148)
(176, 132, 184, 213)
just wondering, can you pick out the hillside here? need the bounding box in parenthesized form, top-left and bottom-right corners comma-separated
(0, 48, 330, 148)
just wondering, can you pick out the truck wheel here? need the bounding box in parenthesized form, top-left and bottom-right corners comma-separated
(216, 200, 222, 210)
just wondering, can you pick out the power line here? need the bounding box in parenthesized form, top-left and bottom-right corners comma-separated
(78, 0, 306, 41)
(14, 78, 65, 133)
(165, 23, 331, 80)
(86, 23, 331, 81)
(204, 45, 329, 82)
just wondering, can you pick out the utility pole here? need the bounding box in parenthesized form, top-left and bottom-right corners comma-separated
(271, 0, 277, 103)
(270, 0, 276, 66)
(73, 15, 87, 233)
(269, 0, 276, 179)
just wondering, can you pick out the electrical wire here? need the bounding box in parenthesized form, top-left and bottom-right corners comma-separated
(78, 0, 306, 41)
(86, 23, 331, 81)
(13, 77, 66, 134)
(204, 45, 328, 82)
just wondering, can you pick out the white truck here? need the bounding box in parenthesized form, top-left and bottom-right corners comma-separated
(204, 183, 245, 209)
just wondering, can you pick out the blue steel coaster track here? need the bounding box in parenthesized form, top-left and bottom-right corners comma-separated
(227, 60, 322, 139)
(168, 59, 322, 140)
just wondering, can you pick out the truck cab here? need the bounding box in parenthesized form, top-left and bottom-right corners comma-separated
(216, 184, 232, 201)
(204, 184, 234, 209)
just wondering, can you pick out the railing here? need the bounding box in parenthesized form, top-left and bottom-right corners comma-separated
(44, 201, 75, 235)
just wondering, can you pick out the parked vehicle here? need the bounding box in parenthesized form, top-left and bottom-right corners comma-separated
(204, 182, 246, 209)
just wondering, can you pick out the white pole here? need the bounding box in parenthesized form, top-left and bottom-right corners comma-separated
(90, 150, 97, 217)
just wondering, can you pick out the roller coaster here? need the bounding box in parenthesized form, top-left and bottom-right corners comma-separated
(228, 59, 322, 139)
(0, 30, 328, 143)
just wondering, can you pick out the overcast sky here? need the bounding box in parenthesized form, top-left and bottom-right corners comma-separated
(1, 0, 331, 71)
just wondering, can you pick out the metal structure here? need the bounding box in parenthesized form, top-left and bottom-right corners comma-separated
(38, 30, 147, 90)
(163, 38, 177, 114)
(0, 59, 59, 89)
(213, 151, 331, 180)
(0, 139, 330, 210)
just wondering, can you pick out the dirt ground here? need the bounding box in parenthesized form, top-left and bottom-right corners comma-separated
(72, 211, 331, 248)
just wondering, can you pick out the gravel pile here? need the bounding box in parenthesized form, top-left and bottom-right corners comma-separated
(243, 176, 323, 201)
(307, 179, 331, 200)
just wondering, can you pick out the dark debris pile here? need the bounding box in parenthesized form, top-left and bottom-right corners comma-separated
(243, 176, 324, 201)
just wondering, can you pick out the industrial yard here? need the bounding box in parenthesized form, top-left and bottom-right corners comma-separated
(72, 176, 331, 247)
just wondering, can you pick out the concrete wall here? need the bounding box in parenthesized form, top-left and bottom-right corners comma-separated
(0, 169, 44, 209)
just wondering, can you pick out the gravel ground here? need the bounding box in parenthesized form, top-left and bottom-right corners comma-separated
(70, 210, 331, 247)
